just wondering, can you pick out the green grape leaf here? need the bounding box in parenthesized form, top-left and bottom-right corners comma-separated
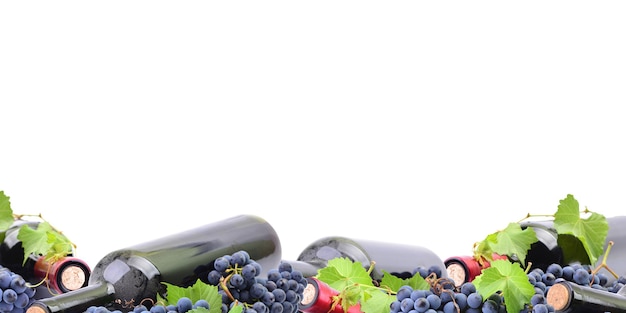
(17, 222, 73, 265)
(359, 289, 395, 313)
(473, 232, 499, 261)
(338, 284, 362, 312)
(316, 257, 375, 291)
(473, 260, 535, 313)
(379, 270, 428, 292)
(553, 194, 608, 265)
(0, 191, 14, 231)
(161, 279, 222, 313)
(316, 258, 379, 313)
(490, 222, 537, 265)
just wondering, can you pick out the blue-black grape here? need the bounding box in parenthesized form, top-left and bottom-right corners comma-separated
(466, 292, 483, 309)
(481, 299, 499, 313)
(413, 297, 429, 312)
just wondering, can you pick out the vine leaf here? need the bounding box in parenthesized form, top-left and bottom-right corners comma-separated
(473, 260, 535, 313)
(0, 191, 14, 231)
(17, 222, 73, 264)
(554, 194, 608, 265)
(359, 290, 394, 313)
(474, 223, 537, 265)
(490, 223, 537, 265)
(317, 258, 397, 313)
(379, 270, 428, 292)
(316, 257, 375, 291)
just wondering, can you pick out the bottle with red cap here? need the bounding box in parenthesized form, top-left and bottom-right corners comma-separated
(0, 219, 91, 295)
(444, 215, 626, 287)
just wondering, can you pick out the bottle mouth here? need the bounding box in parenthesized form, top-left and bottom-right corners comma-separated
(57, 262, 90, 292)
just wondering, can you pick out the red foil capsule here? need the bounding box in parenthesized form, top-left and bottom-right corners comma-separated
(444, 254, 508, 287)
(300, 277, 362, 313)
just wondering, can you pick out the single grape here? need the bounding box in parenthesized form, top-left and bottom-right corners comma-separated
(230, 273, 246, 289)
(9, 275, 27, 294)
(261, 291, 275, 306)
(426, 294, 441, 310)
(541, 273, 556, 286)
(242, 264, 258, 280)
(397, 286, 413, 301)
(3, 288, 18, 304)
(400, 298, 415, 313)
(530, 293, 545, 306)
(0, 271, 12, 289)
(149, 305, 167, 313)
(532, 303, 549, 313)
(562, 266, 575, 281)
(410, 289, 426, 301)
(272, 289, 286, 303)
(573, 268, 590, 285)
(466, 292, 483, 309)
(546, 263, 563, 278)
(460, 282, 476, 295)
(442, 301, 456, 313)
(177, 297, 194, 313)
(230, 251, 250, 267)
(453, 292, 467, 310)
(252, 301, 268, 313)
(413, 297, 430, 313)
(481, 299, 499, 313)
(269, 302, 283, 313)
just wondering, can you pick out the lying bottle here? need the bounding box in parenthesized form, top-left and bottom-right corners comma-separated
(444, 216, 626, 286)
(546, 281, 626, 313)
(0, 219, 92, 294)
(26, 214, 282, 313)
(291, 236, 448, 281)
(300, 277, 362, 313)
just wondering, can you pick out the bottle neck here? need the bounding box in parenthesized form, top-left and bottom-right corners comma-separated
(547, 281, 626, 313)
(27, 283, 114, 313)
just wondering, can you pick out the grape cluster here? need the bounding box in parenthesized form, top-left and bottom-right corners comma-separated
(390, 265, 557, 313)
(528, 263, 625, 294)
(206, 251, 307, 313)
(389, 279, 504, 313)
(0, 265, 36, 313)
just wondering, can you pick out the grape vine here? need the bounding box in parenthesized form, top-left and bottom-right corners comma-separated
(0, 190, 77, 289)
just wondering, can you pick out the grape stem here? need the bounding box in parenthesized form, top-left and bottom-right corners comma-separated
(590, 240, 619, 282)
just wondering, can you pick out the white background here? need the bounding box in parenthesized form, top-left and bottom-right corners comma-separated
(1, 1, 626, 270)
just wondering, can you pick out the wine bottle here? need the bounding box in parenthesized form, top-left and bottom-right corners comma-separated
(0, 219, 92, 294)
(300, 277, 362, 313)
(292, 236, 447, 281)
(546, 281, 626, 313)
(25, 214, 282, 313)
(444, 216, 626, 286)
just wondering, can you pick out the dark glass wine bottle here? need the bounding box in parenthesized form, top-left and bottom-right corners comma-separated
(292, 236, 447, 281)
(25, 214, 282, 313)
(444, 216, 626, 287)
(546, 281, 626, 313)
(0, 219, 92, 294)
